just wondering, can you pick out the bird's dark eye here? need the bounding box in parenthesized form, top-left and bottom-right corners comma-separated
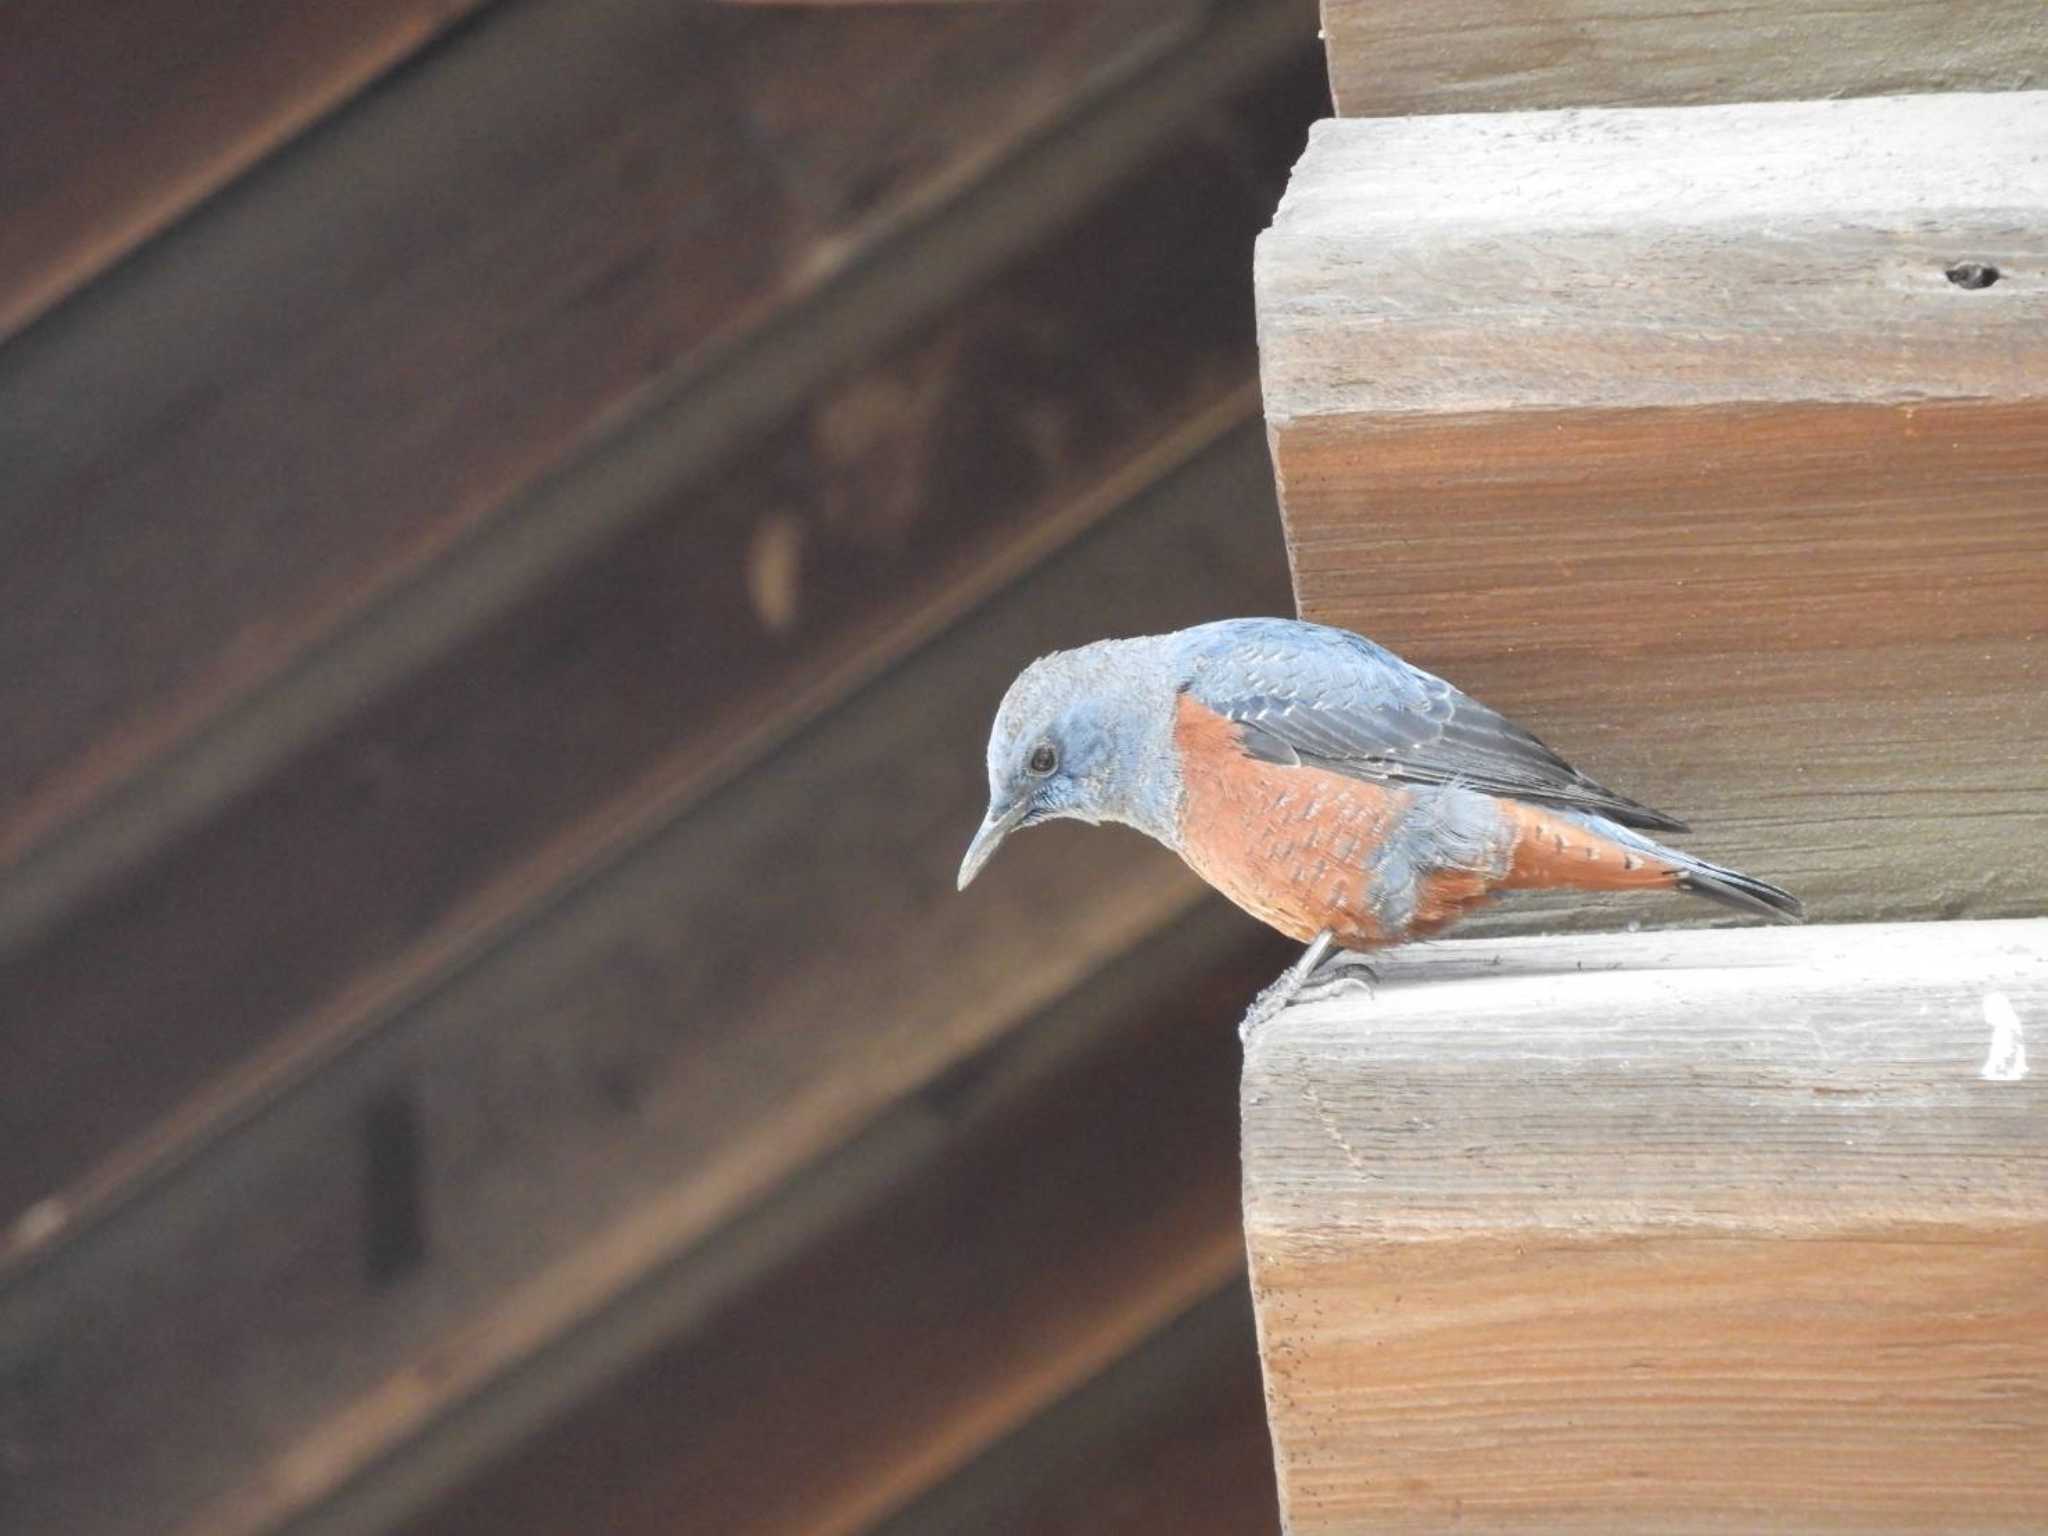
(1027, 743, 1058, 777)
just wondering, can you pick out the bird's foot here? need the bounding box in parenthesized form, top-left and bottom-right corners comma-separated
(1238, 972, 1296, 1044)
(1293, 948, 1379, 1009)
(1239, 931, 1337, 1043)
(1239, 936, 1379, 1044)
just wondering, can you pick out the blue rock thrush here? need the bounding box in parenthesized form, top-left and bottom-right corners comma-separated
(958, 618, 1800, 1028)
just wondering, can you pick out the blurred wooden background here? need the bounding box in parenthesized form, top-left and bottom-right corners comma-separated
(0, 3, 1326, 1533)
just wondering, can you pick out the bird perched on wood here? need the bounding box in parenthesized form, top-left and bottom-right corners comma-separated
(958, 618, 1800, 1029)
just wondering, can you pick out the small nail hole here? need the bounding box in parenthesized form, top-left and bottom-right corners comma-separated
(1945, 262, 2000, 290)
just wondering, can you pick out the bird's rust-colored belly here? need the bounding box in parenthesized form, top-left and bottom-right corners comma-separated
(1171, 694, 1683, 947)
(1173, 693, 1414, 946)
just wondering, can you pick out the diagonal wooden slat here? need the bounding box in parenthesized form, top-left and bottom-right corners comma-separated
(0, 424, 1298, 1536)
(383, 907, 1290, 1536)
(0, 23, 1324, 1252)
(872, 1285, 1281, 1536)
(0, 0, 1225, 942)
(0, 1, 495, 340)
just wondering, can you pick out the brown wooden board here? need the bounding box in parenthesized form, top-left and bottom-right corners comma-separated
(873, 1286, 1282, 1536)
(1257, 98, 2048, 930)
(1318, 0, 2048, 116)
(0, 424, 1297, 1536)
(1274, 401, 2048, 925)
(0, 38, 1326, 1248)
(1244, 921, 2048, 1533)
(394, 908, 1290, 1536)
(0, 1, 493, 339)
(0, 0, 1207, 918)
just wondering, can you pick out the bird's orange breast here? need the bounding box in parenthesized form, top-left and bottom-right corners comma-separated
(1172, 693, 1415, 946)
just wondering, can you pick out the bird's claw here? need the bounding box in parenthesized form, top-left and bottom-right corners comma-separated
(1238, 971, 1299, 1043)
(1239, 931, 1377, 1043)
(1293, 949, 1379, 1009)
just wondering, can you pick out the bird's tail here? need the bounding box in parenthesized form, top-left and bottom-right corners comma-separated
(1668, 854, 1804, 923)
(1588, 816, 1804, 924)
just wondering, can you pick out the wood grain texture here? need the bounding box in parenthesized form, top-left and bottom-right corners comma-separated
(1260, 96, 2048, 419)
(0, 0, 1207, 930)
(0, 36, 1323, 1246)
(1257, 97, 2048, 929)
(1318, 0, 2048, 116)
(1244, 920, 2048, 1533)
(0, 426, 1296, 1536)
(0, 1, 491, 339)
(398, 909, 1290, 1536)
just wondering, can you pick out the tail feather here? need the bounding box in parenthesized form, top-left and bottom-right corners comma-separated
(1578, 813, 1805, 924)
(1671, 857, 1805, 924)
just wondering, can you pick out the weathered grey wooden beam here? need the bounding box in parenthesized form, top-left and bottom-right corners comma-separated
(1243, 919, 2048, 1533)
(1318, 0, 2047, 116)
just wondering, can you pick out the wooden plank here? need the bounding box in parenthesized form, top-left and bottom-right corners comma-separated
(1243, 920, 2048, 1533)
(389, 908, 1290, 1536)
(0, 0, 1215, 936)
(0, 33, 1325, 1251)
(1256, 96, 2048, 928)
(1262, 97, 2047, 419)
(873, 1286, 1280, 1536)
(0, 424, 1298, 1536)
(1318, 0, 2048, 116)
(0, 1, 493, 339)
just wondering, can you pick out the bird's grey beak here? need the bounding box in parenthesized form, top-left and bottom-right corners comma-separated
(957, 797, 1029, 891)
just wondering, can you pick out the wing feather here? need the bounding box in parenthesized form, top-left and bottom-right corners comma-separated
(1184, 619, 1686, 833)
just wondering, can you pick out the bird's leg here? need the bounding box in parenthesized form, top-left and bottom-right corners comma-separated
(1239, 930, 1336, 1043)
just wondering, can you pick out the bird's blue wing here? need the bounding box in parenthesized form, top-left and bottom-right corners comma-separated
(1180, 619, 1685, 832)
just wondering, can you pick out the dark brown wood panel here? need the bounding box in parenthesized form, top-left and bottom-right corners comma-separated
(398, 908, 1290, 1536)
(874, 1286, 1281, 1536)
(0, 1, 493, 339)
(0, 0, 1200, 885)
(0, 44, 1326, 1242)
(0, 426, 1296, 1536)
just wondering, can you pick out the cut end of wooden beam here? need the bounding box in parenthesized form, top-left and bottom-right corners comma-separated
(1242, 919, 2048, 1533)
(1255, 92, 2048, 419)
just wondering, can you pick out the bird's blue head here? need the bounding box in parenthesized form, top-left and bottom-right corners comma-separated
(957, 641, 1164, 890)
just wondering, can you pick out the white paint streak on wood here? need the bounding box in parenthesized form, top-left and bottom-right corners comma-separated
(1257, 93, 2048, 419)
(1243, 919, 2048, 1533)
(1982, 991, 2029, 1081)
